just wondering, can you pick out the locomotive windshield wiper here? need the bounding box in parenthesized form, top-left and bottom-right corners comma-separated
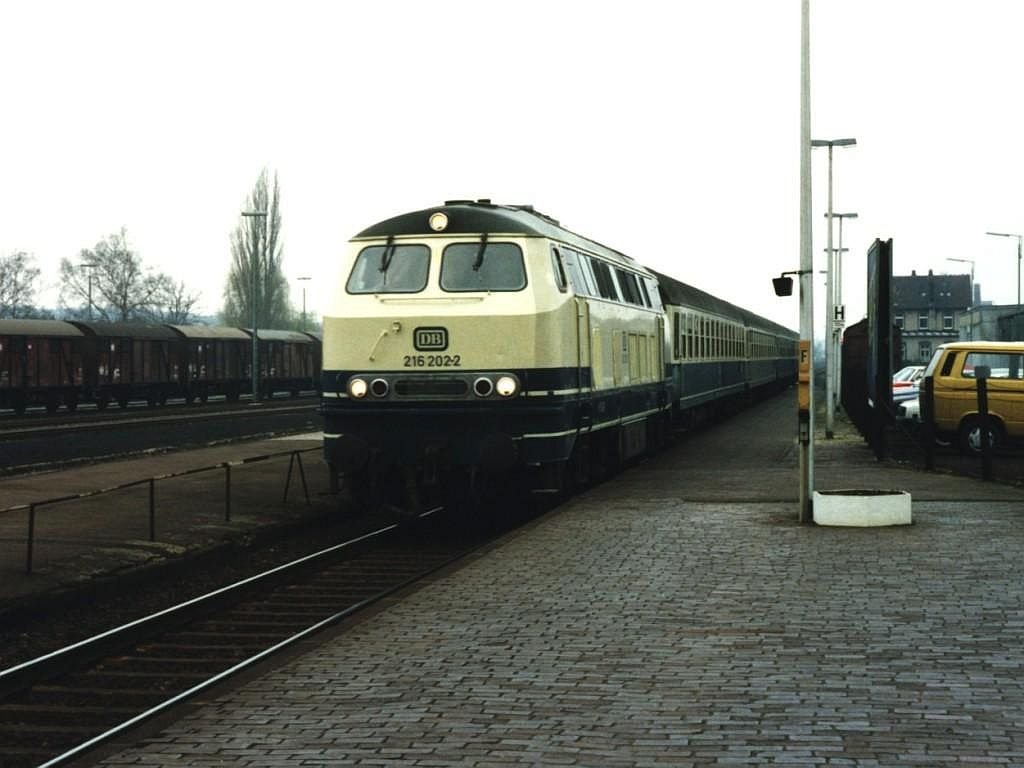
(378, 235, 396, 274)
(472, 232, 489, 272)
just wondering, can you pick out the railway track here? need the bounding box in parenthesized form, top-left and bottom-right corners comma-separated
(0, 400, 321, 476)
(0, 392, 319, 432)
(0, 510, 483, 767)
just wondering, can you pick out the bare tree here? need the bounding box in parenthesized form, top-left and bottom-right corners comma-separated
(59, 228, 200, 323)
(151, 275, 201, 325)
(0, 251, 43, 318)
(222, 169, 292, 328)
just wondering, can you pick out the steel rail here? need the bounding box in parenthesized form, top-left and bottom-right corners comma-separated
(38, 512, 455, 768)
(0, 521, 400, 695)
(0, 400, 317, 439)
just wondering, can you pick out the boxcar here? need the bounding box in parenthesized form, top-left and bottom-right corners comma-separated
(0, 319, 87, 414)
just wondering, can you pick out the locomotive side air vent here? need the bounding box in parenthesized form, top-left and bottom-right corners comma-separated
(444, 199, 474, 205)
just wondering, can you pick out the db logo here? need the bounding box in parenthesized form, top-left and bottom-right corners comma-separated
(414, 327, 448, 351)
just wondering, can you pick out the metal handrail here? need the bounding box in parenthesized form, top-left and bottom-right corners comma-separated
(2, 447, 320, 574)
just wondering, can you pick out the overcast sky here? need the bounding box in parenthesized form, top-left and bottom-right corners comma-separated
(3, 1, 1023, 333)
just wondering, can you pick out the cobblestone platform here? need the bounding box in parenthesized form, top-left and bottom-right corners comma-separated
(61, 396, 1024, 765)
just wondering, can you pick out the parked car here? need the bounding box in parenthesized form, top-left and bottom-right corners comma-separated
(892, 365, 925, 403)
(896, 397, 920, 423)
(921, 341, 1024, 453)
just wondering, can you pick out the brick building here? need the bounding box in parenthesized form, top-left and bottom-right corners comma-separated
(892, 270, 972, 366)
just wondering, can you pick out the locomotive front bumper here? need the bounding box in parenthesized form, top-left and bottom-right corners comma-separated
(321, 401, 578, 475)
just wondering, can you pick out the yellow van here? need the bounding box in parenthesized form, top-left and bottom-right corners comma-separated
(923, 341, 1024, 453)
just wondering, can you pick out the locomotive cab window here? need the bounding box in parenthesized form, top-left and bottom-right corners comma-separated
(347, 244, 430, 294)
(441, 242, 526, 292)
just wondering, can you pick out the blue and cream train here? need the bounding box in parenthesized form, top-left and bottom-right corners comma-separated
(321, 200, 797, 506)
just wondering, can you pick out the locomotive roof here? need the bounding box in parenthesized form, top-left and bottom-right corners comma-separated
(653, 270, 797, 338)
(354, 200, 641, 268)
(170, 324, 251, 340)
(0, 319, 85, 338)
(70, 321, 179, 339)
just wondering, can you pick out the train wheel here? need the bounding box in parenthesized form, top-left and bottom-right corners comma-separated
(45, 399, 59, 414)
(13, 401, 26, 416)
(118, 397, 129, 409)
(96, 396, 109, 411)
(65, 396, 78, 413)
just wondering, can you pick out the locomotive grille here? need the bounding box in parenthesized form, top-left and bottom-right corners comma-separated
(394, 378, 468, 397)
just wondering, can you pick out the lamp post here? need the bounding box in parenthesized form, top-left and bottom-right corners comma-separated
(79, 261, 98, 320)
(825, 211, 857, 405)
(946, 257, 976, 307)
(242, 210, 267, 402)
(297, 276, 311, 332)
(947, 257, 977, 340)
(811, 137, 856, 439)
(984, 231, 1022, 307)
(797, 0, 813, 523)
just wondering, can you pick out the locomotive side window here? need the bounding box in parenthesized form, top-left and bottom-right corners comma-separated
(615, 269, 644, 306)
(550, 247, 569, 293)
(589, 258, 620, 301)
(441, 242, 526, 292)
(348, 244, 430, 294)
(560, 249, 593, 296)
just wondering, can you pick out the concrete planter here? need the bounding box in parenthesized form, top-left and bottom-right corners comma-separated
(813, 489, 912, 527)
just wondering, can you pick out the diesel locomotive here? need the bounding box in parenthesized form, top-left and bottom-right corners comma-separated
(321, 200, 797, 511)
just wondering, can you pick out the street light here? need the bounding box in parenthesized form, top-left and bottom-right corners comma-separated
(811, 137, 856, 439)
(946, 257, 976, 307)
(297, 276, 311, 332)
(984, 231, 1022, 307)
(241, 210, 267, 402)
(797, 0, 813, 523)
(825, 211, 857, 405)
(79, 261, 98, 321)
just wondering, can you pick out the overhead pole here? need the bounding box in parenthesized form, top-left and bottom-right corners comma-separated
(811, 138, 856, 439)
(829, 212, 857, 403)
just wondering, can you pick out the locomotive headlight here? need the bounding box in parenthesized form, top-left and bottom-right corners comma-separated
(495, 375, 518, 397)
(348, 377, 368, 399)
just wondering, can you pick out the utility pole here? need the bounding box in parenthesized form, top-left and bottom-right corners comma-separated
(827, 212, 857, 405)
(811, 138, 856, 439)
(80, 261, 98, 320)
(298, 276, 311, 332)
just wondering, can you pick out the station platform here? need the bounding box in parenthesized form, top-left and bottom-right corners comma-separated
(77, 393, 1024, 767)
(0, 433, 330, 608)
